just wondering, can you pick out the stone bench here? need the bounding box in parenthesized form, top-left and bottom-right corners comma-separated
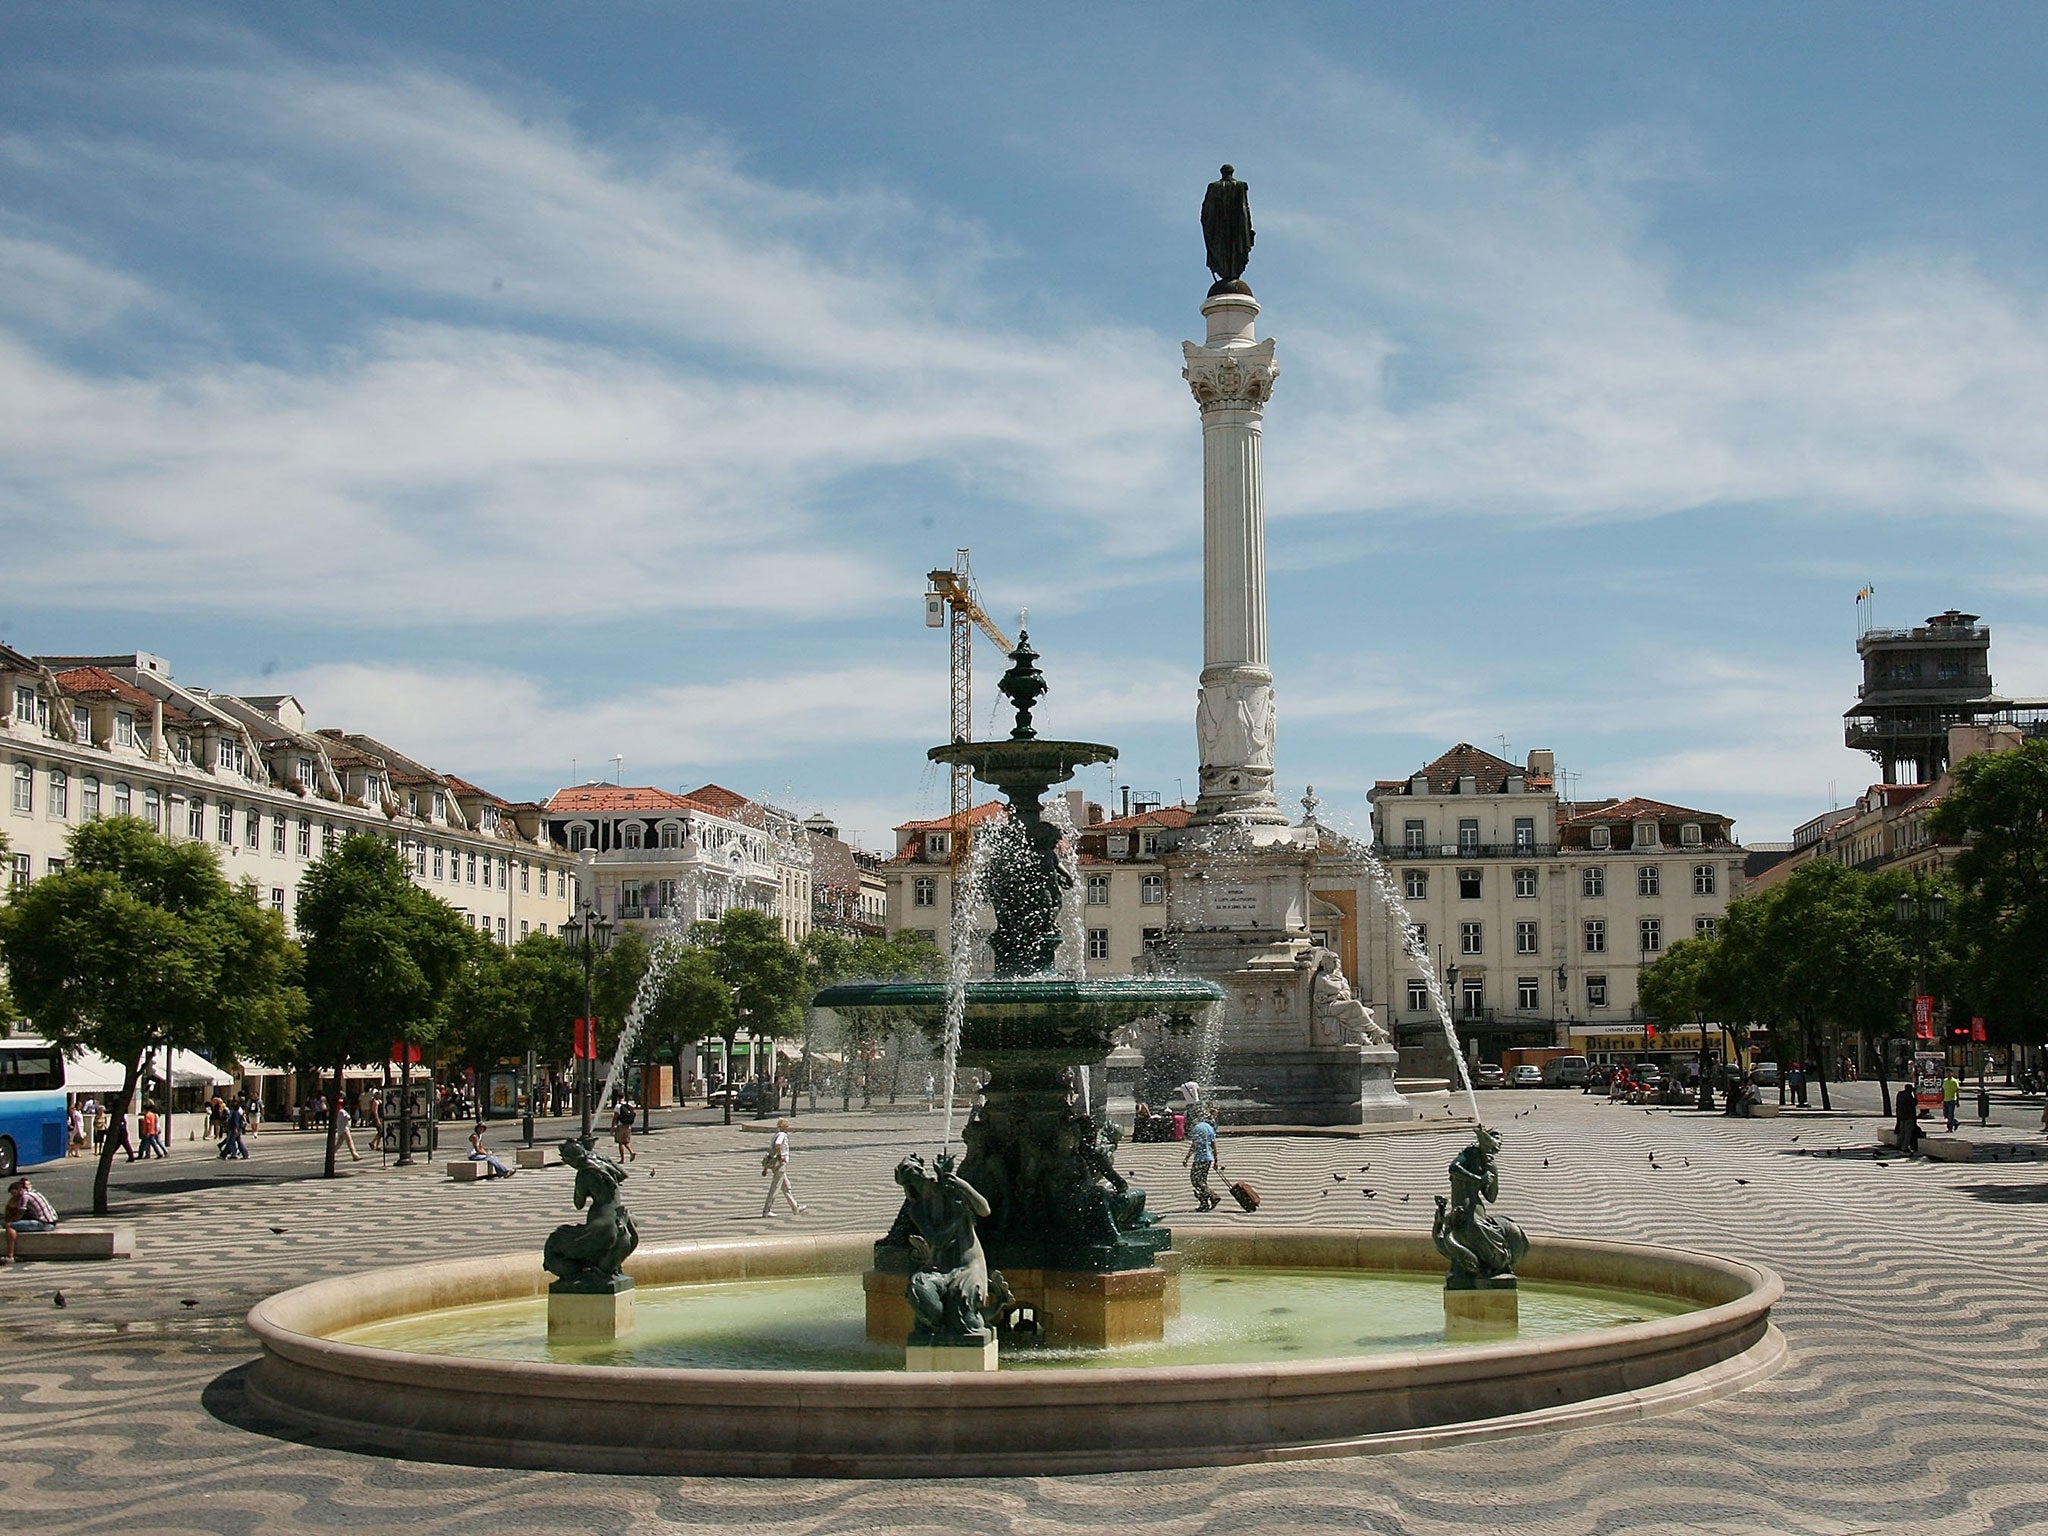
(1922, 1137, 1977, 1162)
(13, 1225, 134, 1261)
(515, 1146, 561, 1169)
(447, 1160, 485, 1181)
(1748, 1102, 1779, 1118)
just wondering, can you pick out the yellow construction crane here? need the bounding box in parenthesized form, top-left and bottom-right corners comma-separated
(925, 549, 1013, 875)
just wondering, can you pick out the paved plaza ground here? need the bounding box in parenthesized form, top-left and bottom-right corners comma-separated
(5, 1087, 2048, 1536)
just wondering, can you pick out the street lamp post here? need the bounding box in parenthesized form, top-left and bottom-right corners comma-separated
(1895, 883, 1948, 1088)
(521, 1047, 536, 1148)
(558, 895, 616, 1146)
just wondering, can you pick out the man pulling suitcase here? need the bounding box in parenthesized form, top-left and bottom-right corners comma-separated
(1183, 1111, 1224, 1211)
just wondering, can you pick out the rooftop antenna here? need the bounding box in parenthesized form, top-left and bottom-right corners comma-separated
(610, 755, 623, 786)
(1496, 734, 1511, 761)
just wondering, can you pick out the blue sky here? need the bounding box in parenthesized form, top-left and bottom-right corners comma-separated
(5, 3, 2046, 850)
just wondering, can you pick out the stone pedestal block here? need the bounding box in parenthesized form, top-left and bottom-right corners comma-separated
(864, 1263, 1172, 1349)
(1444, 1282, 1518, 1340)
(548, 1278, 634, 1340)
(904, 1338, 999, 1373)
(515, 1145, 561, 1169)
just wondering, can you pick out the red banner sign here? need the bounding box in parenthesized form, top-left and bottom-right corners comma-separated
(1971, 1016, 1988, 1043)
(1913, 995, 1936, 1040)
(573, 1018, 598, 1061)
(389, 1041, 421, 1065)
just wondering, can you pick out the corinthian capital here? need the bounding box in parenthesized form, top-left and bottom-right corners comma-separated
(1182, 338, 1279, 410)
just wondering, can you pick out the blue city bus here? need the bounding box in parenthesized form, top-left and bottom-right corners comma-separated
(0, 1038, 68, 1175)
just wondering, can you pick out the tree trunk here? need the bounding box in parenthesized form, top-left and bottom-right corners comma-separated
(91, 1057, 142, 1216)
(324, 1053, 345, 1178)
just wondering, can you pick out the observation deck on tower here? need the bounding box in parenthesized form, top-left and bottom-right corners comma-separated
(1844, 609, 2048, 783)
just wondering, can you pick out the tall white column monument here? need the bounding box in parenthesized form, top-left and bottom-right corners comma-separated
(1156, 166, 1419, 1127)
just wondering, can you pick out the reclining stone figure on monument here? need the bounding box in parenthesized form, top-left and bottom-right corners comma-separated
(1308, 948, 1392, 1048)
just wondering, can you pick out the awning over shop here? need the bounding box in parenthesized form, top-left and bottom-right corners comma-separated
(61, 1046, 236, 1093)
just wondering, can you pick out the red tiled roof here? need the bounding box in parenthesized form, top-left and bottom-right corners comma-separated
(681, 783, 753, 815)
(1560, 796, 1724, 826)
(1091, 805, 1191, 832)
(445, 774, 508, 806)
(1379, 744, 1544, 797)
(53, 666, 157, 711)
(894, 801, 1008, 833)
(546, 785, 697, 814)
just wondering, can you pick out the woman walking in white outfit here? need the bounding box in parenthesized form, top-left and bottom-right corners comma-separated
(760, 1119, 807, 1216)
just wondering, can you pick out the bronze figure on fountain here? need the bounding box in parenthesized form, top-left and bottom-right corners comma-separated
(1433, 1126, 1528, 1290)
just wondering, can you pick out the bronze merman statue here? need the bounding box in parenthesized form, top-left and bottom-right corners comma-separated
(893, 1151, 1002, 1344)
(543, 1138, 639, 1292)
(1201, 164, 1254, 294)
(1432, 1125, 1529, 1289)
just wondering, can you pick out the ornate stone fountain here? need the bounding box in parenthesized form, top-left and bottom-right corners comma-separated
(815, 637, 1224, 1350)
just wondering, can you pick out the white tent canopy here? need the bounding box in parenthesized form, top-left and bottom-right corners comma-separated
(61, 1046, 235, 1094)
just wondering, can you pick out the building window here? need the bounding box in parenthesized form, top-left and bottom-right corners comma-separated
(1087, 928, 1111, 961)
(270, 887, 286, 912)
(1406, 978, 1430, 1012)
(1695, 915, 1718, 937)
(1139, 831, 1161, 857)
(1681, 823, 1702, 847)
(1589, 826, 1611, 850)
(116, 781, 135, 818)
(1085, 874, 1110, 905)
(1403, 819, 1425, 853)
(1517, 976, 1540, 1011)
(81, 776, 100, 819)
(520, 920, 530, 939)
(926, 832, 950, 858)
(115, 712, 135, 748)
(497, 917, 507, 943)
(1639, 917, 1663, 953)
(1692, 863, 1716, 896)
(413, 843, 427, 876)
(1460, 977, 1485, 1018)
(71, 704, 91, 741)
(1584, 918, 1606, 954)
(1513, 867, 1537, 898)
(913, 876, 936, 908)
(1633, 821, 1659, 849)
(623, 823, 644, 850)
(657, 822, 681, 849)
(539, 867, 550, 897)
(496, 857, 507, 888)
(1459, 921, 1483, 956)
(12, 686, 36, 723)
(217, 802, 234, 843)
(1458, 869, 1482, 899)
(1587, 975, 1609, 1009)
(322, 821, 336, 853)
(432, 846, 444, 879)
(1513, 816, 1535, 851)
(297, 818, 311, 857)
(187, 800, 205, 839)
(48, 768, 67, 818)
(140, 786, 158, 829)
(1582, 866, 1605, 899)
(246, 808, 262, 848)
(1141, 873, 1165, 905)
(432, 790, 445, 818)
(272, 818, 286, 855)
(568, 825, 588, 852)
(9, 852, 29, 888)
(520, 862, 530, 893)
(1457, 818, 1479, 854)
(466, 851, 477, 884)
(1404, 869, 1427, 901)
(173, 735, 190, 764)
(1637, 865, 1660, 898)
(1515, 920, 1538, 955)
(11, 761, 31, 813)
(1407, 921, 1427, 949)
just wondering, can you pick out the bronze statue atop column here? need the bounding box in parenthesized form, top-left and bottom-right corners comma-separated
(1201, 164, 1255, 295)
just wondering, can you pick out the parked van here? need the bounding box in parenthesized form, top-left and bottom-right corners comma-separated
(1541, 1055, 1590, 1089)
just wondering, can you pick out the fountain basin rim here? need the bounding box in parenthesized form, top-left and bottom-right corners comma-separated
(244, 1229, 1783, 1476)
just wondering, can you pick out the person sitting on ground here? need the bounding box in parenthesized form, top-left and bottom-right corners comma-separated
(2, 1176, 58, 1263)
(467, 1123, 514, 1178)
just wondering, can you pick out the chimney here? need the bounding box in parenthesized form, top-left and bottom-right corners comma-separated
(151, 699, 164, 761)
(1526, 749, 1555, 777)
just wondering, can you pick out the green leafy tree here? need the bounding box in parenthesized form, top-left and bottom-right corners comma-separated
(636, 943, 732, 1101)
(296, 834, 477, 1175)
(0, 817, 303, 1212)
(696, 908, 805, 1122)
(802, 927, 944, 1111)
(1929, 739, 2048, 1046)
(1636, 934, 1724, 1100)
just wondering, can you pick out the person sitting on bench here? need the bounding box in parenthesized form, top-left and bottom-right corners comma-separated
(2, 1176, 57, 1263)
(467, 1124, 514, 1178)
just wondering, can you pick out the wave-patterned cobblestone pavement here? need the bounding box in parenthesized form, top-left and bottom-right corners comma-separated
(4, 1092, 2047, 1535)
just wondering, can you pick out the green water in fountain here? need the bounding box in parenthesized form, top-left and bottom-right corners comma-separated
(339, 1268, 1688, 1371)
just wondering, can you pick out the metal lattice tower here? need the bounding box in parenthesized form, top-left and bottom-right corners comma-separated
(926, 550, 1013, 876)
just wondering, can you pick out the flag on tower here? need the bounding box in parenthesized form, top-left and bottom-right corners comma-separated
(1856, 584, 1875, 602)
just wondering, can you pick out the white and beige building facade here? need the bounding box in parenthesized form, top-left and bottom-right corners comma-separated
(1, 648, 578, 940)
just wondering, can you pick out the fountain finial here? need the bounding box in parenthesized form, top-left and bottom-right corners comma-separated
(999, 632, 1048, 741)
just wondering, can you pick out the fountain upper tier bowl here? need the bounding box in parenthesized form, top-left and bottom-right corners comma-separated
(813, 977, 1224, 1063)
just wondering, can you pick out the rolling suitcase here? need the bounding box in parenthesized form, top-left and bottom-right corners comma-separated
(1228, 1179, 1260, 1213)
